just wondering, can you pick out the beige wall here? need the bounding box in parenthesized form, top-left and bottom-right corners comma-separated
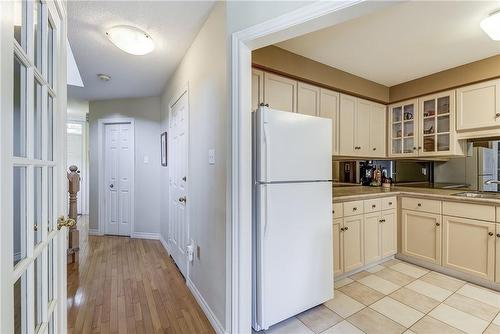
(253, 45, 390, 103)
(160, 2, 227, 329)
(389, 55, 500, 103)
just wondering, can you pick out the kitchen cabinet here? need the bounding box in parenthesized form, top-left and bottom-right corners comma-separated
(364, 213, 381, 264)
(297, 82, 320, 116)
(343, 215, 364, 272)
(319, 89, 340, 156)
(402, 209, 442, 265)
(252, 69, 264, 112)
(442, 216, 495, 281)
(389, 99, 419, 157)
(263, 72, 297, 113)
(496, 224, 500, 284)
(339, 94, 386, 157)
(456, 79, 500, 131)
(419, 90, 456, 156)
(333, 218, 344, 277)
(381, 210, 397, 258)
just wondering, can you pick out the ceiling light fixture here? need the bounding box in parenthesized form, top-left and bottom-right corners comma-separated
(105, 25, 155, 56)
(97, 73, 111, 81)
(481, 11, 500, 41)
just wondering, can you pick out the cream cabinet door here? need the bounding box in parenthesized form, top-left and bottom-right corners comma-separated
(496, 224, 500, 283)
(297, 82, 320, 116)
(388, 100, 419, 157)
(442, 216, 495, 281)
(333, 219, 344, 277)
(339, 94, 356, 156)
(402, 210, 441, 265)
(364, 213, 381, 264)
(343, 215, 364, 272)
(320, 89, 340, 156)
(456, 79, 500, 131)
(381, 210, 397, 257)
(356, 99, 372, 156)
(252, 69, 264, 112)
(263, 72, 297, 113)
(369, 103, 387, 157)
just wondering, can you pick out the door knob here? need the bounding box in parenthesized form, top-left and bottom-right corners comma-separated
(57, 216, 76, 230)
(109, 184, 114, 188)
(182, 176, 187, 182)
(179, 196, 186, 203)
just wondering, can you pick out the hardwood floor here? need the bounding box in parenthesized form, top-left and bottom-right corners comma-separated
(67, 235, 215, 334)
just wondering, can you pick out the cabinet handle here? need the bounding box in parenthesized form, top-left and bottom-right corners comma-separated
(418, 146, 422, 150)
(373, 148, 376, 151)
(340, 227, 344, 231)
(389, 202, 393, 205)
(497, 233, 500, 238)
(332, 210, 335, 214)
(344, 226, 349, 231)
(489, 232, 494, 236)
(353, 207, 357, 211)
(435, 222, 440, 227)
(417, 203, 422, 207)
(496, 113, 500, 118)
(372, 204, 376, 208)
(413, 147, 417, 151)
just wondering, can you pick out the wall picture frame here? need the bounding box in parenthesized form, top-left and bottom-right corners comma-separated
(161, 131, 167, 166)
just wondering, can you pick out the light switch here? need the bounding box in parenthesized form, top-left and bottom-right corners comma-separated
(208, 149, 215, 165)
(143, 155, 149, 164)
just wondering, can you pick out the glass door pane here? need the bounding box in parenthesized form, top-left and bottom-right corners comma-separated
(34, 257, 43, 332)
(14, 57, 27, 158)
(14, 0, 27, 50)
(34, 167, 43, 246)
(47, 95, 54, 160)
(13, 167, 27, 266)
(34, 0, 42, 71)
(34, 80, 43, 159)
(48, 20, 54, 87)
(14, 272, 28, 334)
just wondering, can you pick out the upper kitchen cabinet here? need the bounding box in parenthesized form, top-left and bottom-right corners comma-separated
(263, 72, 297, 113)
(297, 82, 320, 116)
(389, 99, 418, 157)
(456, 79, 500, 134)
(340, 94, 386, 157)
(252, 69, 264, 112)
(419, 90, 457, 156)
(319, 89, 340, 156)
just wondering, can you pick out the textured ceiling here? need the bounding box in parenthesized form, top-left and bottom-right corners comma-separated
(277, 1, 500, 86)
(67, 1, 215, 101)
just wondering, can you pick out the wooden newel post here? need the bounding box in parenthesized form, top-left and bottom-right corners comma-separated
(67, 165, 80, 264)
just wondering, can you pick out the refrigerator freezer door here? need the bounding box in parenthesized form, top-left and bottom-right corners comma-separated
(254, 182, 333, 330)
(255, 107, 332, 183)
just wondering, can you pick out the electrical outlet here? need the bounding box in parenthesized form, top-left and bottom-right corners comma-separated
(208, 149, 215, 165)
(421, 167, 427, 176)
(197, 245, 201, 260)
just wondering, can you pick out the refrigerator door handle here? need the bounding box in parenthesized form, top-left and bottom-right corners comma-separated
(263, 118, 270, 184)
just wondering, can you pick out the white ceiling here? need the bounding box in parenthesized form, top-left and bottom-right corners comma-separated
(67, 1, 215, 101)
(277, 1, 500, 87)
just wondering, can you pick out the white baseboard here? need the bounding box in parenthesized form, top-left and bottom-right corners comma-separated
(88, 229, 102, 236)
(187, 278, 226, 334)
(131, 232, 160, 240)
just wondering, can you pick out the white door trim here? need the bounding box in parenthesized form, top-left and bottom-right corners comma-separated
(168, 84, 190, 277)
(97, 117, 135, 236)
(229, 1, 394, 332)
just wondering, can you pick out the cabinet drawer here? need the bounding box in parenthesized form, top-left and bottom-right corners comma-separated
(381, 196, 397, 211)
(443, 201, 496, 222)
(333, 203, 343, 219)
(364, 198, 382, 213)
(402, 197, 441, 214)
(343, 201, 364, 217)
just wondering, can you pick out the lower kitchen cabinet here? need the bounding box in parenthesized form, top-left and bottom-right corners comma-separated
(497, 224, 500, 284)
(343, 215, 364, 272)
(364, 213, 381, 264)
(442, 216, 495, 281)
(333, 219, 344, 277)
(381, 210, 397, 257)
(402, 210, 442, 265)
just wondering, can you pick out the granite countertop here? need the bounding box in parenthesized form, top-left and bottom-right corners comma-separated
(333, 185, 500, 205)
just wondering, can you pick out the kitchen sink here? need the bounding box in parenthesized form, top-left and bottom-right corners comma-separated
(452, 191, 500, 199)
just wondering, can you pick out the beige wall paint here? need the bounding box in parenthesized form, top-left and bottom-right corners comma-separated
(253, 45, 390, 103)
(160, 2, 227, 329)
(389, 54, 500, 103)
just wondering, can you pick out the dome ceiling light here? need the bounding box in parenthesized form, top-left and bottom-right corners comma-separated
(106, 25, 155, 56)
(481, 11, 500, 41)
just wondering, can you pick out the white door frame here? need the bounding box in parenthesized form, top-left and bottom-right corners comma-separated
(167, 84, 190, 277)
(66, 118, 88, 214)
(229, 1, 395, 332)
(97, 117, 135, 236)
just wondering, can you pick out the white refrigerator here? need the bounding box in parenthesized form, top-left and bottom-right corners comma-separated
(253, 107, 333, 331)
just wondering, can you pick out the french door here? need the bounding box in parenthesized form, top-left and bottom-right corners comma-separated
(0, 1, 68, 333)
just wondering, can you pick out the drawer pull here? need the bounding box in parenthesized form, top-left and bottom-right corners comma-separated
(388, 202, 393, 205)
(489, 232, 494, 236)
(496, 113, 500, 118)
(497, 233, 500, 238)
(372, 204, 376, 209)
(353, 207, 357, 211)
(417, 203, 422, 207)
(332, 210, 335, 214)
(379, 219, 386, 223)
(435, 222, 440, 227)
(344, 226, 349, 231)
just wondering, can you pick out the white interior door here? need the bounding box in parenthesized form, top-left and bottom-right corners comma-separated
(103, 122, 133, 236)
(168, 90, 189, 277)
(0, 1, 67, 333)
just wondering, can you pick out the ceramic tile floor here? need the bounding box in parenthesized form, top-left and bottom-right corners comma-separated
(261, 259, 500, 334)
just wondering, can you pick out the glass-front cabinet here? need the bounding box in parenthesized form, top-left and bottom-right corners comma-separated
(419, 91, 455, 156)
(389, 99, 419, 157)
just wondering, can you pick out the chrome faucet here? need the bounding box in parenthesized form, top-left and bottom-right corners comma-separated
(484, 179, 500, 185)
